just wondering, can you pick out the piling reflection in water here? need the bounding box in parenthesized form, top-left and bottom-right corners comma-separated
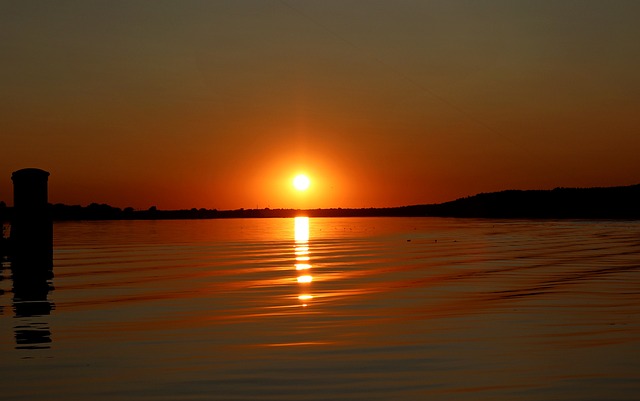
(294, 217, 312, 307)
(11, 251, 54, 350)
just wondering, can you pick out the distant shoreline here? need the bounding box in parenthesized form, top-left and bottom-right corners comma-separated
(2, 184, 639, 221)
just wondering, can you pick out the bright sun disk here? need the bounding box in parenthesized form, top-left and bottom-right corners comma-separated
(293, 174, 310, 191)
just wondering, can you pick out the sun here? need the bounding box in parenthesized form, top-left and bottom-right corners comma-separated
(293, 174, 310, 191)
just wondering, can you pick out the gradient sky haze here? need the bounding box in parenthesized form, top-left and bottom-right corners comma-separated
(1, 0, 639, 210)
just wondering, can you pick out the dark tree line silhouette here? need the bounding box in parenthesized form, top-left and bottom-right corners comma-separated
(1, 184, 639, 222)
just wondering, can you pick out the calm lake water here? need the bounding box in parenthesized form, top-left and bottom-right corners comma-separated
(1, 217, 639, 400)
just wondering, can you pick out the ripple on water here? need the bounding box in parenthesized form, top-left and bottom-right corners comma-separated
(1, 218, 639, 401)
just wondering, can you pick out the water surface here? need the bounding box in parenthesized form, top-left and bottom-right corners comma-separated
(1, 217, 639, 400)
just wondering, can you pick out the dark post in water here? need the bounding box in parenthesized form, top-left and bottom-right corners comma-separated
(9, 168, 54, 350)
(10, 168, 53, 270)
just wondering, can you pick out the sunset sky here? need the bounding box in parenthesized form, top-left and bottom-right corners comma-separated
(1, 1, 639, 210)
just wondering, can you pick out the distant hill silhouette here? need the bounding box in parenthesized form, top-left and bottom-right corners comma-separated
(416, 184, 640, 219)
(1, 184, 638, 222)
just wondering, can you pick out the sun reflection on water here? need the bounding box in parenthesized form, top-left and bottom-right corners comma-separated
(294, 217, 309, 242)
(294, 217, 312, 307)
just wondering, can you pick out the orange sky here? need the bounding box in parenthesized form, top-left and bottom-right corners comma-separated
(1, 1, 639, 210)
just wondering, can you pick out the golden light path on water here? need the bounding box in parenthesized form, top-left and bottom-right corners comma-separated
(294, 217, 312, 306)
(2, 218, 639, 401)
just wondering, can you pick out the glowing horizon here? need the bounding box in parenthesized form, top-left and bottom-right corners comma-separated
(1, 2, 638, 210)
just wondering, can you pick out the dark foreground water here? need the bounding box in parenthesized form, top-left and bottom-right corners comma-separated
(1, 217, 639, 400)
